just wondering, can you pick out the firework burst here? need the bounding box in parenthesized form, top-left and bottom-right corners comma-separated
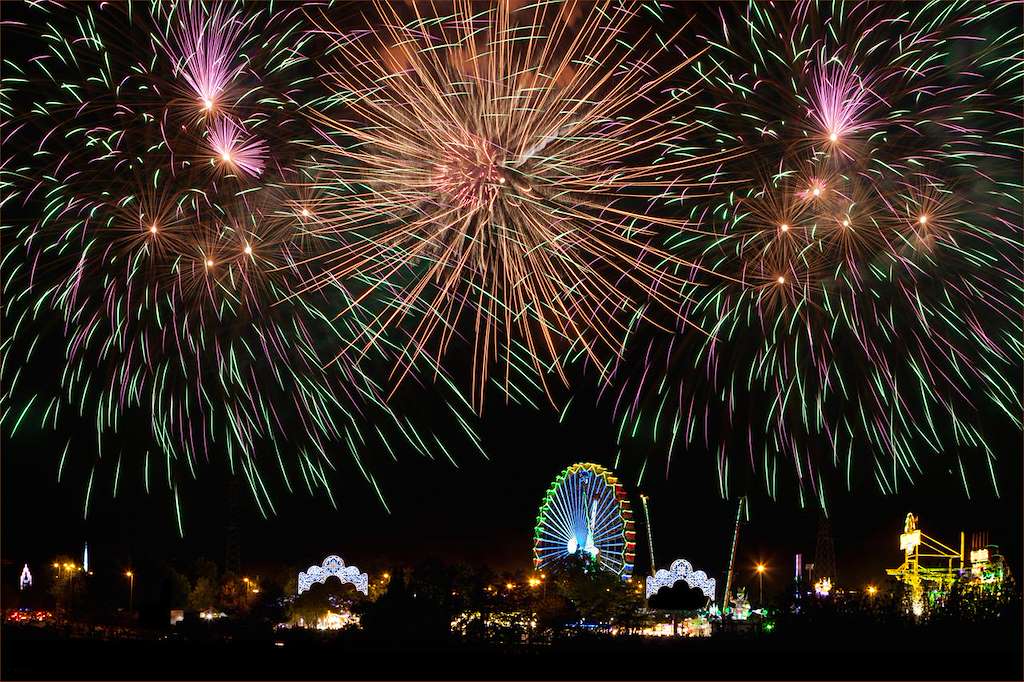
(605, 0, 1023, 507)
(303, 0, 737, 409)
(1, 1, 481, 529)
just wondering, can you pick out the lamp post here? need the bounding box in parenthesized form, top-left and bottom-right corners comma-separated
(125, 571, 135, 614)
(755, 563, 766, 607)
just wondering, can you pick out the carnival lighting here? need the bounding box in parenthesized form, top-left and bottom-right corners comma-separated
(533, 463, 636, 577)
(646, 559, 717, 601)
(297, 555, 368, 596)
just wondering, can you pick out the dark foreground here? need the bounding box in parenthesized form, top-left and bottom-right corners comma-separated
(3, 625, 1022, 681)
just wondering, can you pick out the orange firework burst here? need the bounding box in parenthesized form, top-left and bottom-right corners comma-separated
(303, 0, 738, 408)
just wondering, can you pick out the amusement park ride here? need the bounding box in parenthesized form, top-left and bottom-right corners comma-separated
(886, 513, 963, 612)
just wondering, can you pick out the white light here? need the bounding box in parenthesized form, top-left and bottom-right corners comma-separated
(646, 559, 716, 601)
(20, 564, 32, 591)
(780, 223, 790, 232)
(243, 244, 252, 255)
(829, 132, 839, 143)
(205, 259, 214, 268)
(297, 555, 368, 596)
(567, 536, 578, 555)
(301, 208, 311, 218)
(841, 219, 850, 228)
(221, 151, 232, 163)
(202, 97, 213, 111)
(900, 530, 921, 551)
(777, 275, 786, 284)
(812, 186, 821, 197)
(918, 215, 928, 225)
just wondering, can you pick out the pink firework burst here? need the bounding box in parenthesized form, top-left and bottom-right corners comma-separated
(207, 117, 268, 178)
(809, 58, 879, 147)
(166, 2, 245, 113)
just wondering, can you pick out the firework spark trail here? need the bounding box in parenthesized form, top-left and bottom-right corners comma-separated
(604, 0, 1023, 507)
(302, 0, 744, 410)
(0, 1, 482, 528)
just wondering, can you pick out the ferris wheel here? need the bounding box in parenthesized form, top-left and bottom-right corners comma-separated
(533, 462, 636, 577)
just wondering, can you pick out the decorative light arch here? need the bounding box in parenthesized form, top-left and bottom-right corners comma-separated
(646, 559, 716, 601)
(297, 555, 368, 596)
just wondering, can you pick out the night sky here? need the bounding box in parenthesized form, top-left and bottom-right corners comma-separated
(1, 0, 1021, 607)
(4, 388, 1020, 599)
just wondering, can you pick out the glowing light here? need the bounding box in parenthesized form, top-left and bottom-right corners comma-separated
(300, 208, 311, 218)
(900, 529, 921, 551)
(20, 564, 32, 590)
(297, 555, 368, 596)
(828, 131, 839, 143)
(220, 151, 232, 163)
(528, 577, 540, 587)
(243, 244, 252, 255)
(205, 259, 214, 268)
(814, 577, 832, 596)
(777, 276, 786, 284)
(505, 582, 515, 590)
(149, 223, 158, 234)
(970, 548, 990, 564)
(755, 563, 766, 574)
(918, 215, 928, 226)
(646, 559, 717, 600)
(866, 585, 877, 596)
(780, 223, 790, 232)
(202, 97, 213, 111)
(534, 463, 636, 578)
(812, 186, 822, 197)
(125, 570, 133, 578)
(841, 219, 850, 228)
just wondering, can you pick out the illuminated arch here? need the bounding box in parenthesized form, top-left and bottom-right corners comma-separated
(646, 559, 716, 601)
(297, 555, 368, 596)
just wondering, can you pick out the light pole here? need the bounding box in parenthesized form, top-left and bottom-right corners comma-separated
(755, 563, 766, 607)
(125, 571, 135, 614)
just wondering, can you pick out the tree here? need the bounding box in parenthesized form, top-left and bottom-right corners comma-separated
(188, 576, 219, 613)
(547, 554, 644, 631)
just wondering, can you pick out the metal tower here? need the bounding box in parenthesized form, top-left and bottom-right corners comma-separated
(639, 493, 656, 575)
(721, 497, 746, 613)
(812, 515, 836, 585)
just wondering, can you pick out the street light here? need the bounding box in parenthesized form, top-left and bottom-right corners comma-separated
(755, 563, 766, 607)
(866, 585, 878, 597)
(125, 571, 135, 614)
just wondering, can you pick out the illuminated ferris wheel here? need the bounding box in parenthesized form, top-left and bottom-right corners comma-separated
(533, 462, 636, 577)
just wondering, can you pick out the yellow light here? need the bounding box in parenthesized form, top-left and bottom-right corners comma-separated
(505, 582, 515, 590)
(125, 571, 133, 578)
(53, 563, 59, 569)
(382, 572, 390, 580)
(756, 563, 766, 574)
(866, 585, 877, 596)
(528, 578, 540, 587)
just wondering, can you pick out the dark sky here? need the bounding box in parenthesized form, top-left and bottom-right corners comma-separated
(4, 389, 1020, 601)
(1, 0, 1021, 606)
